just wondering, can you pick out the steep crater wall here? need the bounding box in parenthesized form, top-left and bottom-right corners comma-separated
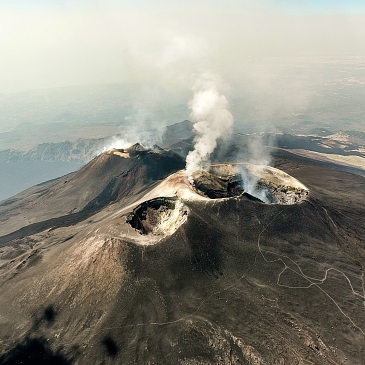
(191, 164, 308, 205)
(127, 197, 189, 236)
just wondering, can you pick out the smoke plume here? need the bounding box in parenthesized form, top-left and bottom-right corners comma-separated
(98, 88, 168, 155)
(99, 121, 165, 154)
(237, 134, 274, 203)
(185, 73, 234, 182)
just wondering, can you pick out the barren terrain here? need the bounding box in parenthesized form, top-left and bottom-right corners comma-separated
(0, 145, 364, 364)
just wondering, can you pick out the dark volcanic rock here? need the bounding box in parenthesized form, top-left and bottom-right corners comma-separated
(192, 170, 244, 199)
(127, 197, 178, 235)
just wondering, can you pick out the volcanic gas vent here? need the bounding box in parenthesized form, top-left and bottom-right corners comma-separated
(191, 164, 309, 205)
(191, 170, 244, 199)
(127, 197, 188, 236)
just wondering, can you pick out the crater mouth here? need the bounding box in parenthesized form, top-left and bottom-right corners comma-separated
(127, 197, 189, 236)
(191, 163, 309, 205)
(191, 170, 244, 199)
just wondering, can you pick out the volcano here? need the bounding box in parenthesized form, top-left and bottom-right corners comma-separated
(0, 144, 365, 364)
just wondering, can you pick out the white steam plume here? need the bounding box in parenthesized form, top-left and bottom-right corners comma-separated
(186, 73, 234, 182)
(238, 134, 274, 203)
(99, 135, 132, 153)
(97, 94, 167, 155)
(99, 31, 204, 156)
(98, 122, 165, 155)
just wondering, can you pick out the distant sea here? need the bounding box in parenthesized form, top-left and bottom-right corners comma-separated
(0, 160, 81, 201)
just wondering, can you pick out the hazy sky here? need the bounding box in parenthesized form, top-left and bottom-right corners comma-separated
(1, 0, 365, 93)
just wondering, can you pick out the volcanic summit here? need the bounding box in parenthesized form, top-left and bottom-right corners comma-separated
(0, 143, 365, 364)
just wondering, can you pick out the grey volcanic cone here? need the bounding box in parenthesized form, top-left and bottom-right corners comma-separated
(0, 146, 365, 364)
(0, 144, 185, 242)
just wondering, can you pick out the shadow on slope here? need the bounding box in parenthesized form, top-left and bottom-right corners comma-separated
(0, 306, 74, 365)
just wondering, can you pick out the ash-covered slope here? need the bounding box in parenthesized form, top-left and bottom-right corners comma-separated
(0, 147, 365, 364)
(0, 144, 185, 242)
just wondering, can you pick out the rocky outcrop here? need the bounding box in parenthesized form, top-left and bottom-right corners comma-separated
(0, 137, 107, 163)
